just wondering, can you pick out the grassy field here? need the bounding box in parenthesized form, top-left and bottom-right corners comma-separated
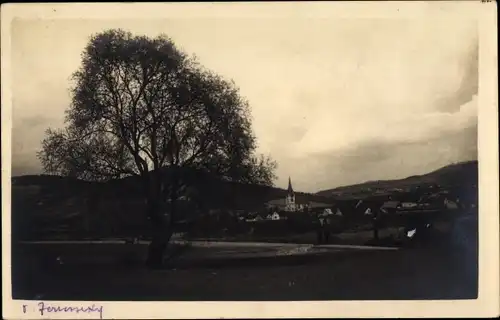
(11, 238, 477, 301)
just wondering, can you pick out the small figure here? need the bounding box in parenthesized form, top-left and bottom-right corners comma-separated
(316, 215, 331, 244)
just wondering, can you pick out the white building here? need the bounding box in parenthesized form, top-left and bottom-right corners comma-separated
(401, 202, 418, 209)
(323, 208, 333, 216)
(444, 198, 459, 209)
(266, 177, 306, 212)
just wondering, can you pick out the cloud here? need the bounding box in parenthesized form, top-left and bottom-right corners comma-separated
(435, 40, 479, 113)
(9, 18, 479, 192)
(284, 89, 478, 192)
(290, 94, 478, 159)
(380, 94, 478, 145)
(297, 123, 477, 192)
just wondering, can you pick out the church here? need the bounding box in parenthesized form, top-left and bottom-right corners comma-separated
(266, 177, 307, 212)
(284, 177, 301, 211)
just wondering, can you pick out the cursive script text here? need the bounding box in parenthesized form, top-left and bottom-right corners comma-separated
(37, 302, 103, 319)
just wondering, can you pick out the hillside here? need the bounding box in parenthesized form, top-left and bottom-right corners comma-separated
(11, 169, 336, 240)
(316, 161, 478, 198)
(12, 170, 334, 210)
(11, 161, 477, 240)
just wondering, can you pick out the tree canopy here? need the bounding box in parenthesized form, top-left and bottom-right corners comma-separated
(38, 29, 277, 189)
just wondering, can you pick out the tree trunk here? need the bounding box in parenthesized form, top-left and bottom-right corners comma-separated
(145, 196, 173, 269)
(146, 219, 173, 269)
(145, 172, 165, 268)
(145, 167, 180, 269)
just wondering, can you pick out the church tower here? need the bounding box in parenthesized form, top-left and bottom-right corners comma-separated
(286, 177, 296, 211)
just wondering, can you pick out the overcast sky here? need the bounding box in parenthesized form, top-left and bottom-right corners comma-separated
(11, 17, 478, 192)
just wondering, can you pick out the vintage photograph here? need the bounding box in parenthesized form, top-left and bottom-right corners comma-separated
(2, 2, 497, 318)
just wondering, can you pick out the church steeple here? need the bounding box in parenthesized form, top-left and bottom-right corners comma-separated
(285, 176, 296, 212)
(287, 176, 294, 194)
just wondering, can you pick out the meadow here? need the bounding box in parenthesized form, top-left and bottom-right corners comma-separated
(12, 238, 477, 301)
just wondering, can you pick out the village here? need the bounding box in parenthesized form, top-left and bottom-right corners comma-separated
(11, 164, 479, 248)
(247, 177, 470, 221)
(173, 176, 478, 247)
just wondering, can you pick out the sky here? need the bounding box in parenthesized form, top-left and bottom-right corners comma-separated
(10, 17, 478, 192)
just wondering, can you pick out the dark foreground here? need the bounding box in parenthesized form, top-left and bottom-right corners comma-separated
(12, 240, 477, 301)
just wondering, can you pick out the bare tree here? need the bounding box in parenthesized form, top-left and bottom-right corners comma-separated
(38, 29, 277, 268)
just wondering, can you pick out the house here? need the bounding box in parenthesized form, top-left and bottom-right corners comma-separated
(334, 207, 343, 217)
(266, 212, 281, 220)
(309, 201, 332, 209)
(418, 202, 432, 208)
(246, 213, 265, 222)
(271, 212, 282, 220)
(330, 199, 363, 218)
(400, 202, 419, 209)
(450, 186, 476, 208)
(315, 204, 346, 220)
(380, 200, 400, 214)
(308, 201, 333, 214)
(318, 208, 335, 218)
(253, 215, 265, 222)
(418, 193, 443, 206)
(444, 198, 459, 210)
(263, 211, 289, 221)
(323, 208, 333, 216)
(266, 198, 287, 210)
(266, 197, 309, 212)
(364, 207, 373, 216)
(418, 192, 461, 210)
(353, 198, 384, 217)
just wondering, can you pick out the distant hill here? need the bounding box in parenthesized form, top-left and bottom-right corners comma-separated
(316, 161, 478, 198)
(11, 169, 337, 240)
(11, 161, 477, 240)
(12, 170, 334, 210)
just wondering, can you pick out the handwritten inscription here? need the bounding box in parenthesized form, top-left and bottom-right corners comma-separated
(23, 302, 104, 319)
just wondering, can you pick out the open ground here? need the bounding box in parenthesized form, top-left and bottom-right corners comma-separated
(12, 237, 477, 301)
